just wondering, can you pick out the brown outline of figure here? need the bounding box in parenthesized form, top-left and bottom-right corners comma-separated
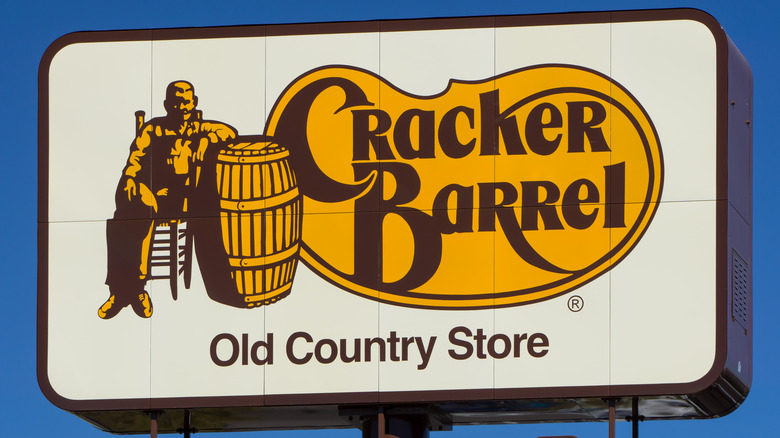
(99, 81, 236, 319)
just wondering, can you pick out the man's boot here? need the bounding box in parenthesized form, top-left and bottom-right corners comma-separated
(98, 294, 124, 319)
(130, 291, 153, 318)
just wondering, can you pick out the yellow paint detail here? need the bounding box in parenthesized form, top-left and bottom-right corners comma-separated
(139, 222, 155, 277)
(240, 213, 252, 257)
(138, 182, 158, 213)
(382, 213, 415, 284)
(171, 139, 193, 175)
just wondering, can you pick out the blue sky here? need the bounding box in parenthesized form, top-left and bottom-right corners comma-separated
(2, 0, 776, 437)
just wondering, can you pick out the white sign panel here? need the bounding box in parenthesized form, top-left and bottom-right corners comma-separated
(38, 9, 751, 433)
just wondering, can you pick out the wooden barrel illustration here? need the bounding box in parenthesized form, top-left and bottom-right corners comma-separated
(215, 136, 302, 307)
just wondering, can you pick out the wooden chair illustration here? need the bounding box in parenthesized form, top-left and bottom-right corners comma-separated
(147, 219, 193, 300)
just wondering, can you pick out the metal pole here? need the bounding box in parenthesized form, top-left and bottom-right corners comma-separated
(150, 412, 158, 438)
(184, 410, 191, 438)
(177, 410, 195, 438)
(608, 399, 615, 438)
(632, 397, 639, 438)
(378, 408, 385, 438)
(361, 409, 428, 438)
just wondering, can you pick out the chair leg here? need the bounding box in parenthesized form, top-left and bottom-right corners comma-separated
(169, 220, 178, 300)
(182, 227, 193, 290)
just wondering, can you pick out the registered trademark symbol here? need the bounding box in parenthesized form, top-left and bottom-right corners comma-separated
(567, 295, 583, 312)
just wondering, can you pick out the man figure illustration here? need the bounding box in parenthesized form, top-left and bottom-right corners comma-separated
(99, 80, 237, 319)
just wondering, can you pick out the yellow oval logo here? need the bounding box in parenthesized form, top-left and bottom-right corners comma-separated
(265, 65, 663, 309)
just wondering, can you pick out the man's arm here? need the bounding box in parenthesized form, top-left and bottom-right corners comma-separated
(195, 121, 237, 161)
(122, 123, 155, 201)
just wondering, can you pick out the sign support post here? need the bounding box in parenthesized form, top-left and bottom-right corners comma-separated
(150, 412, 158, 438)
(177, 410, 196, 438)
(607, 399, 616, 438)
(362, 410, 428, 438)
(627, 397, 643, 438)
(340, 406, 451, 438)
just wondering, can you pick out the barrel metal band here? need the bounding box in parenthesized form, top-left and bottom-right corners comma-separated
(217, 149, 290, 163)
(229, 245, 299, 268)
(220, 187, 300, 211)
(244, 282, 293, 303)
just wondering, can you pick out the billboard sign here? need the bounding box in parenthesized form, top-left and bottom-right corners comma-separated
(38, 8, 752, 434)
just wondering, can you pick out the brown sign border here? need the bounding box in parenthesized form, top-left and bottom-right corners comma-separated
(38, 7, 735, 419)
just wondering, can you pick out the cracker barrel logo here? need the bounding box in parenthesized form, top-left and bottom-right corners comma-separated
(98, 64, 662, 318)
(267, 64, 662, 309)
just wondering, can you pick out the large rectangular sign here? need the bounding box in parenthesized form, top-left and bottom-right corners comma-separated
(38, 8, 752, 433)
